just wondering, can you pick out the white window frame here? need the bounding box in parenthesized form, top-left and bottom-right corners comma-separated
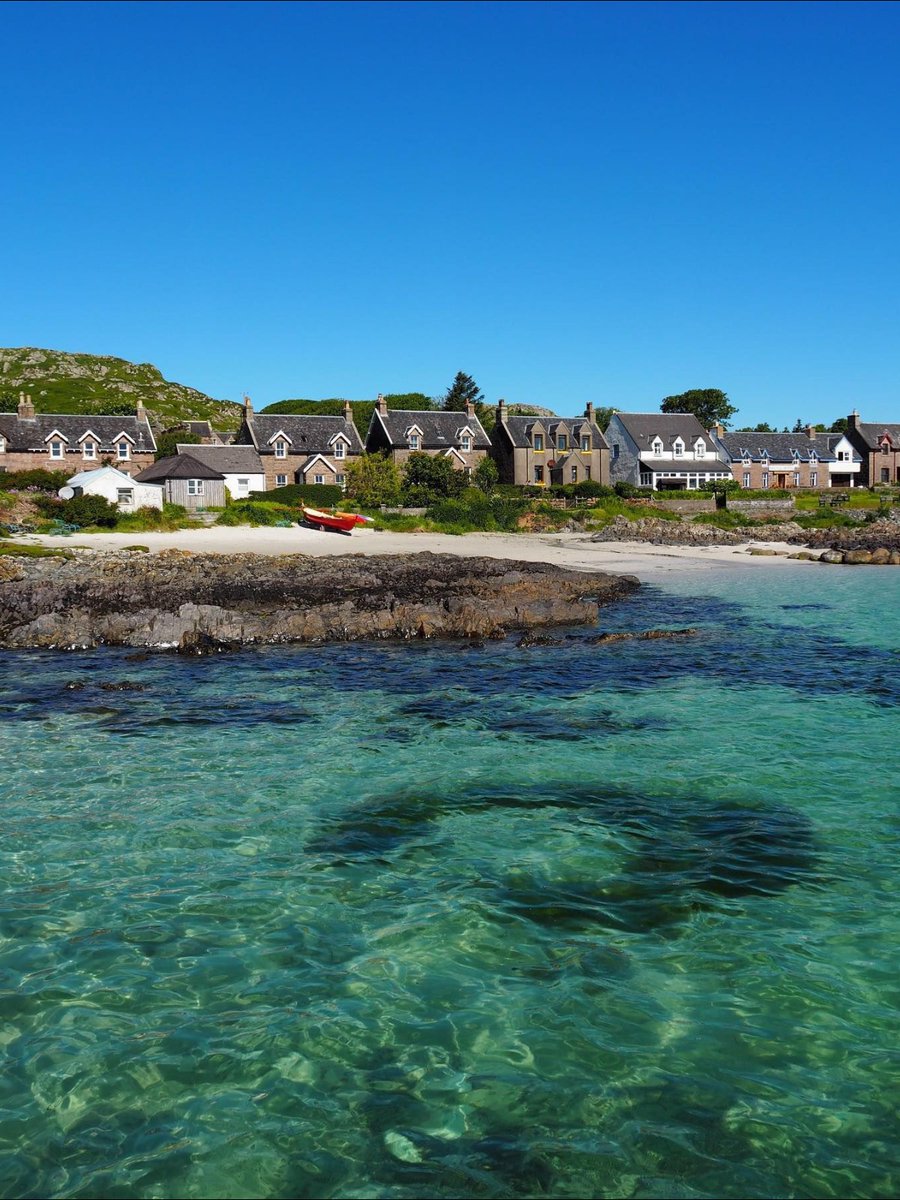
(793, 471, 801, 487)
(117, 488, 134, 505)
(50, 440, 64, 459)
(810, 471, 818, 487)
(275, 439, 287, 459)
(673, 438, 685, 457)
(461, 435, 471, 453)
(651, 439, 663, 456)
(117, 441, 130, 461)
(335, 473, 346, 486)
(571, 466, 577, 482)
(187, 479, 204, 496)
(82, 441, 96, 460)
(275, 474, 287, 488)
(694, 440, 706, 458)
(408, 434, 419, 451)
(314, 473, 325, 485)
(762, 471, 769, 487)
(743, 472, 751, 488)
(333, 441, 346, 459)
(581, 435, 590, 453)
(0, 436, 5, 453)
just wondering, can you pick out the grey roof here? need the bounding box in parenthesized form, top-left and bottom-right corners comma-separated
(853, 422, 900, 449)
(176, 443, 264, 473)
(0, 412, 156, 453)
(715, 432, 837, 464)
(825, 434, 862, 459)
(242, 413, 364, 454)
(499, 415, 609, 451)
(611, 411, 714, 447)
(134, 453, 225, 481)
(372, 408, 491, 449)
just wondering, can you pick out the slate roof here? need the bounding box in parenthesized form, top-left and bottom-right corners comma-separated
(852, 422, 900, 449)
(372, 408, 491, 449)
(499, 415, 609, 450)
(134, 454, 224, 481)
(715, 432, 837, 464)
(0, 412, 156, 453)
(612, 413, 730, 471)
(176, 444, 264, 474)
(242, 414, 364, 454)
(642, 458, 732, 473)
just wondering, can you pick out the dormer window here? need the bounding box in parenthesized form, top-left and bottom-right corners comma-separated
(0, 435, 5, 453)
(651, 438, 663, 456)
(83, 441, 96, 460)
(275, 439, 287, 458)
(49, 440, 64, 459)
(533, 434, 544, 452)
(461, 434, 471, 452)
(333, 441, 345, 459)
(409, 433, 419, 451)
(694, 439, 706, 459)
(882, 441, 891, 455)
(117, 441, 130, 460)
(581, 435, 590, 453)
(673, 438, 685, 457)
(809, 450, 817, 462)
(557, 434, 568, 451)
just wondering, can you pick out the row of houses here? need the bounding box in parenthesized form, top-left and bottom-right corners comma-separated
(3, 391, 899, 503)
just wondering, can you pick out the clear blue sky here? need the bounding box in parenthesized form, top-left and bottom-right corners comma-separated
(3, 0, 898, 427)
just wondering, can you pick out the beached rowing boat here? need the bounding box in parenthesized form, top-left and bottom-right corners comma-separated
(300, 506, 374, 534)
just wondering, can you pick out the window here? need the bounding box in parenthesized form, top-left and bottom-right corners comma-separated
(50, 441, 64, 459)
(333, 441, 345, 459)
(793, 472, 801, 487)
(585, 467, 591, 480)
(314, 473, 325, 485)
(762, 472, 769, 487)
(694, 441, 706, 458)
(882, 467, 890, 483)
(810, 471, 817, 487)
(837, 450, 849, 462)
(187, 479, 204, 496)
(571, 466, 578, 482)
(117, 441, 129, 460)
(83, 441, 96, 459)
(640, 472, 652, 486)
(409, 434, 419, 451)
(612, 443, 619, 460)
(882, 442, 890, 455)
(276, 474, 287, 488)
(461, 435, 471, 452)
(534, 465, 544, 484)
(651, 439, 663, 456)
(557, 435, 567, 451)
(743, 472, 751, 488)
(335, 473, 346, 486)
(673, 439, 685, 457)
(275, 439, 287, 458)
(116, 489, 134, 505)
(0, 436, 5, 453)
(581, 436, 590, 453)
(533, 434, 544, 452)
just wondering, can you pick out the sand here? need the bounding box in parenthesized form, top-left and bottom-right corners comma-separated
(21, 525, 810, 581)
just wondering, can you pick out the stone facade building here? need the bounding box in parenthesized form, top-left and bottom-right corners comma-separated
(0, 394, 157, 476)
(490, 401, 610, 487)
(843, 412, 900, 487)
(709, 425, 862, 489)
(365, 395, 490, 472)
(234, 397, 364, 490)
(606, 412, 731, 490)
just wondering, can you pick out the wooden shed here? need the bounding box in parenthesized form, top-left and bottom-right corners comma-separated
(133, 454, 227, 510)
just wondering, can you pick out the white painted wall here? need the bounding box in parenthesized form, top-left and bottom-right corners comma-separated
(64, 467, 163, 511)
(222, 472, 266, 499)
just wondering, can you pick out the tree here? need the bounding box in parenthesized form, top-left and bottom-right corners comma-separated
(472, 456, 498, 494)
(402, 451, 466, 502)
(792, 418, 807, 433)
(155, 430, 200, 460)
(592, 406, 616, 432)
(660, 388, 737, 429)
(343, 453, 401, 507)
(737, 422, 774, 433)
(442, 372, 484, 413)
(830, 417, 849, 434)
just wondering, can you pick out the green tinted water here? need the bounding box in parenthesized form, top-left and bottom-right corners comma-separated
(1, 566, 897, 1198)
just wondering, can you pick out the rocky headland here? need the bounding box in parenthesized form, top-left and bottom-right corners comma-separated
(0, 551, 639, 650)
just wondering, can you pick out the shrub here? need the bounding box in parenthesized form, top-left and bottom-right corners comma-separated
(215, 502, 295, 527)
(572, 480, 614, 498)
(402, 452, 466, 502)
(1, 469, 70, 492)
(36, 493, 119, 527)
(248, 483, 343, 507)
(472, 456, 499, 494)
(343, 453, 402, 507)
(614, 482, 654, 499)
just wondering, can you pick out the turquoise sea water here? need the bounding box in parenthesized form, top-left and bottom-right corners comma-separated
(1, 565, 898, 1199)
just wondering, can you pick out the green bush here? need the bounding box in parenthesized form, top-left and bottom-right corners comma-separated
(248, 483, 343, 507)
(36, 493, 119, 527)
(216, 502, 296, 527)
(614, 481, 654, 499)
(426, 492, 526, 532)
(572, 480, 615, 498)
(1, 469, 70, 492)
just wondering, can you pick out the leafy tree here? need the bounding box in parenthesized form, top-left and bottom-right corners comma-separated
(343, 453, 401, 507)
(402, 451, 466, 502)
(737, 422, 774, 433)
(660, 388, 737, 428)
(830, 417, 849, 434)
(792, 418, 807, 433)
(592, 406, 616, 432)
(442, 372, 484, 413)
(155, 430, 200, 460)
(472, 456, 499, 494)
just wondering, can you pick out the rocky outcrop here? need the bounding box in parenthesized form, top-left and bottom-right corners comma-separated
(0, 551, 639, 650)
(589, 516, 809, 546)
(805, 518, 900, 553)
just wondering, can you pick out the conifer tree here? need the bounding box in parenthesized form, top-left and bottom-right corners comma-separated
(442, 371, 484, 412)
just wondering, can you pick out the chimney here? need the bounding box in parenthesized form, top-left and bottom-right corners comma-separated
(710, 422, 725, 438)
(243, 393, 253, 416)
(135, 398, 146, 423)
(376, 393, 387, 416)
(18, 392, 35, 419)
(465, 399, 475, 419)
(496, 398, 508, 424)
(342, 399, 353, 423)
(805, 424, 816, 440)
(848, 409, 860, 430)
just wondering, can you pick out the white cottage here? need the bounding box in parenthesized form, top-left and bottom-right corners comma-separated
(175, 443, 266, 498)
(62, 466, 163, 511)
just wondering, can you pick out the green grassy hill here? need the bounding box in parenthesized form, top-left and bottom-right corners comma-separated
(0, 348, 242, 431)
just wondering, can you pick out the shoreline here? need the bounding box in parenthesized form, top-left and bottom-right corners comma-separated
(19, 526, 810, 581)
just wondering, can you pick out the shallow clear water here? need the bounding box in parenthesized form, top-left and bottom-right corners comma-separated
(1, 565, 898, 1199)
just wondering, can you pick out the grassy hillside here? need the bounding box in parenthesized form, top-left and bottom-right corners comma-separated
(0, 348, 242, 431)
(262, 394, 438, 439)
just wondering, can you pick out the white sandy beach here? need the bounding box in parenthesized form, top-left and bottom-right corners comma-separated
(22, 526, 810, 581)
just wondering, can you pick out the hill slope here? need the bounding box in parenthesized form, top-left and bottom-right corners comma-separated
(0, 348, 242, 430)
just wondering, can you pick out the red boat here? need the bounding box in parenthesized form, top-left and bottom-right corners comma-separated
(301, 506, 374, 534)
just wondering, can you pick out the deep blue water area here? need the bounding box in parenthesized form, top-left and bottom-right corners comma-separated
(1, 565, 898, 1198)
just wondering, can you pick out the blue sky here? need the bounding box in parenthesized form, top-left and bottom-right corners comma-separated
(2, 0, 898, 427)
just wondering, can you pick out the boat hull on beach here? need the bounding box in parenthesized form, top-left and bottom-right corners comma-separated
(300, 506, 372, 534)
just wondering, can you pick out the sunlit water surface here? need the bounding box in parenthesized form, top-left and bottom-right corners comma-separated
(1, 565, 898, 1199)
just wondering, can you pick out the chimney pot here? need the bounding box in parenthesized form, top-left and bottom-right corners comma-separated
(377, 393, 387, 415)
(585, 402, 594, 421)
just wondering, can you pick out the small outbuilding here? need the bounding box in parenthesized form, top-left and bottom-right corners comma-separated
(61, 466, 163, 511)
(175, 443, 265, 499)
(134, 454, 226, 509)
